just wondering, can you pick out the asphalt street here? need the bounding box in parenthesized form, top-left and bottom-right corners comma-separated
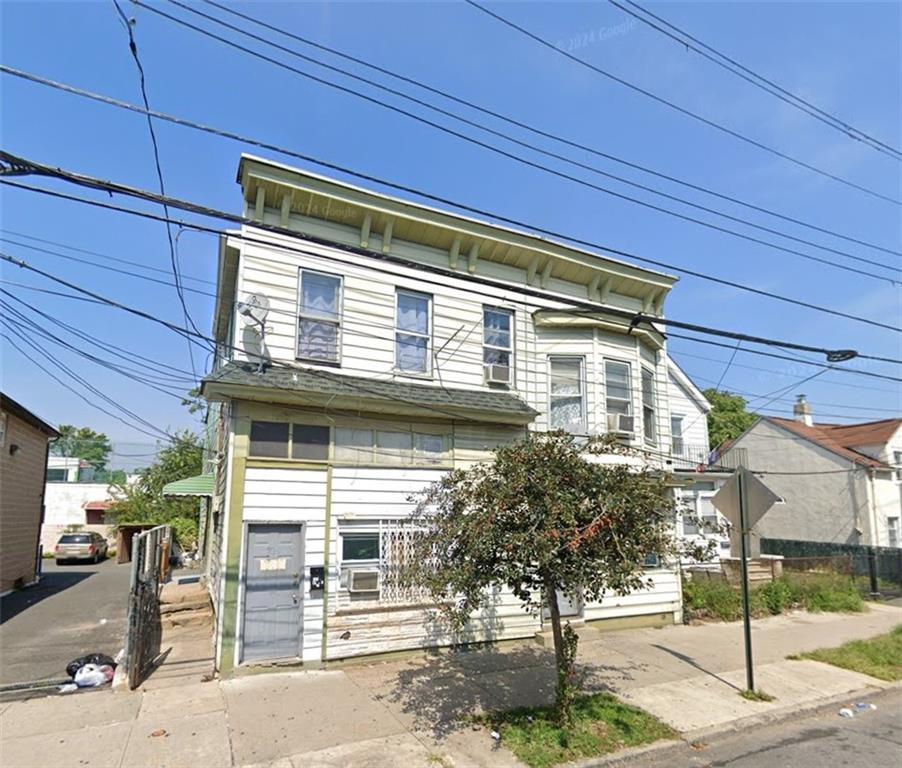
(0, 558, 131, 685)
(615, 687, 902, 768)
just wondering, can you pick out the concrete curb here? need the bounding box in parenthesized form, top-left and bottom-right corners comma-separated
(577, 681, 902, 767)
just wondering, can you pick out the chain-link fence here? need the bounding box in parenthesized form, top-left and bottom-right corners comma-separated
(762, 538, 902, 598)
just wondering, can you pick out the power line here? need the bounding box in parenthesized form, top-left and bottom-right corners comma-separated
(131, 0, 899, 283)
(611, 0, 902, 161)
(3, 152, 899, 346)
(0, 228, 214, 285)
(194, 0, 901, 260)
(670, 348, 899, 395)
(0, 236, 216, 298)
(111, 0, 202, 385)
(3, 72, 899, 330)
(0, 287, 197, 381)
(464, 0, 900, 206)
(668, 333, 901, 383)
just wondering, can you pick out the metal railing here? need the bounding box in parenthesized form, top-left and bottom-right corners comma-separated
(668, 442, 748, 471)
(123, 525, 171, 689)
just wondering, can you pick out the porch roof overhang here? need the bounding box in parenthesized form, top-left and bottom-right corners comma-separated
(162, 474, 215, 497)
(201, 362, 539, 425)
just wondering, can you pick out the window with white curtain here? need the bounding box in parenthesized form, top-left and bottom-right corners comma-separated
(395, 289, 431, 374)
(334, 427, 447, 465)
(297, 270, 342, 363)
(549, 357, 585, 433)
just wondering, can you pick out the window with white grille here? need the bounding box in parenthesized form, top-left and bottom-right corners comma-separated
(395, 289, 431, 374)
(339, 520, 431, 605)
(888, 517, 899, 548)
(483, 307, 513, 385)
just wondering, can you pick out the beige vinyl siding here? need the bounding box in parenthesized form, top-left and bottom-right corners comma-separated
(241, 466, 328, 663)
(0, 412, 49, 593)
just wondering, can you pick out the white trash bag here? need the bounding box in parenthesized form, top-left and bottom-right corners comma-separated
(74, 663, 115, 688)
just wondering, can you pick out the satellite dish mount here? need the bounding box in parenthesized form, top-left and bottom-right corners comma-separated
(237, 293, 271, 372)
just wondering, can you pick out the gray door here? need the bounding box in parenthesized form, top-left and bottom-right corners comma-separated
(242, 523, 303, 662)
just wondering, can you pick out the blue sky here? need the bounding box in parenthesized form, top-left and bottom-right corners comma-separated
(1, 1, 900, 458)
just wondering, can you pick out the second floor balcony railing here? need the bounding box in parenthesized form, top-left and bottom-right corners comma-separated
(668, 441, 748, 472)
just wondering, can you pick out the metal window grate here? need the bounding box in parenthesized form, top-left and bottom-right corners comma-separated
(378, 519, 431, 605)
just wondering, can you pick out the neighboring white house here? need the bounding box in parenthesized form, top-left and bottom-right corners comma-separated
(665, 361, 731, 560)
(45, 456, 86, 483)
(721, 396, 901, 549)
(198, 155, 722, 674)
(41, 482, 116, 552)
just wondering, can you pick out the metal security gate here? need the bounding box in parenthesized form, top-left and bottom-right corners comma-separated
(123, 525, 171, 689)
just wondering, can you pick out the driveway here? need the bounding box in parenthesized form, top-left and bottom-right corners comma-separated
(0, 559, 131, 685)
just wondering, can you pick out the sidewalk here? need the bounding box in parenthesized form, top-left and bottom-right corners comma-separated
(0, 604, 898, 768)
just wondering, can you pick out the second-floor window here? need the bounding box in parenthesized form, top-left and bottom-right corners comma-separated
(642, 368, 656, 445)
(671, 415, 684, 455)
(549, 357, 585, 433)
(298, 270, 341, 363)
(395, 289, 431, 374)
(604, 360, 632, 417)
(483, 307, 513, 385)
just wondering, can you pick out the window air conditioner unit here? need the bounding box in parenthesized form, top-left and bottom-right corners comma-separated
(347, 569, 380, 593)
(606, 413, 635, 434)
(484, 364, 512, 385)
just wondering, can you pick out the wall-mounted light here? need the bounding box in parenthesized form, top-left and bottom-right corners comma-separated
(9, 443, 20, 456)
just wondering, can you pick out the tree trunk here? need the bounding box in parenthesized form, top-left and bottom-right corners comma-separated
(544, 575, 576, 724)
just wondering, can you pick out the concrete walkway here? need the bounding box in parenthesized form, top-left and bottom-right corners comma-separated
(0, 604, 898, 768)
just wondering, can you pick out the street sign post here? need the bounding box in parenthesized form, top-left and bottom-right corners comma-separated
(712, 466, 781, 693)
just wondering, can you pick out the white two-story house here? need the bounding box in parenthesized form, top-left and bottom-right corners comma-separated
(200, 155, 717, 674)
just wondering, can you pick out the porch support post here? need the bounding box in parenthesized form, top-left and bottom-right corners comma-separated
(218, 413, 249, 676)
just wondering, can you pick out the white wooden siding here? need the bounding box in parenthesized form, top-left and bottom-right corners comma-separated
(667, 371, 709, 452)
(583, 568, 681, 621)
(232, 229, 674, 457)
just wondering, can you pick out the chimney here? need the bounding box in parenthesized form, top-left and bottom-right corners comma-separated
(794, 394, 813, 426)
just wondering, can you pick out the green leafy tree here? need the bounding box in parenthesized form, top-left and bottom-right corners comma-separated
(107, 430, 203, 548)
(52, 425, 113, 471)
(704, 389, 758, 449)
(405, 432, 715, 724)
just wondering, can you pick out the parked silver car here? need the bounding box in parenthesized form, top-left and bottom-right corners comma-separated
(55, 532, 108, 564)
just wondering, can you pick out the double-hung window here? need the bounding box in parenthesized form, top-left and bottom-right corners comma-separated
(395, 289, 431, 374)
(297, 270, 341, 363)
(604, 360, 632, 417)
(549, 357, 585, 433)
(483, 307, 513, 385)
(642, 368, 656, 445)
(671, 415, 684, 456)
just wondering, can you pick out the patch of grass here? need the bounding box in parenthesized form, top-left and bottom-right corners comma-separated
(485, 692, 676, 768)
(740, 689, 775, 702)
(682, 573, 864, 622)
(800, 625, 902, 682)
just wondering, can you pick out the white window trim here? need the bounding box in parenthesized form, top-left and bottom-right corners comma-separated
(483, 306, 514, 386)
(394, 288, 433, 377)
(548, 355, 587, 434)
(604, 358, 633, 417)
(641, 366, 657, 446)
(296, 268, 343, 366)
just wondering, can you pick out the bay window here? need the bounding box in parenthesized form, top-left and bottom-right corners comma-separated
(549, 357, 585, 433)
(642, 367, 656, 445)
(604, 360, 632, 417)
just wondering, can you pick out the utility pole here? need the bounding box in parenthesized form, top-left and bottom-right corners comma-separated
(737, 468, 754, 693)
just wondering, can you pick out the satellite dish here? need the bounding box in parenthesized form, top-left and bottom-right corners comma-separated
(237, 293, 270, 327)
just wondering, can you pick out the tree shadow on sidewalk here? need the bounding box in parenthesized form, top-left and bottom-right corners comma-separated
(382, 641, 638, 741)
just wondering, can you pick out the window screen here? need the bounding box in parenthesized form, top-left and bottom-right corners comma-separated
(291, 424, 330, 460)
(250, 421, 290, 457)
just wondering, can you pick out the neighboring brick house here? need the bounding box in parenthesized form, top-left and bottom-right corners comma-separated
(0, 393, 59, 594)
